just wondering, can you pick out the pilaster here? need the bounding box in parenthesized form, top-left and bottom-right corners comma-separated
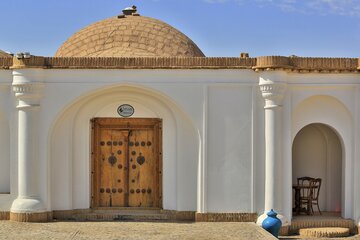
(10, 68, 49, 222)
(256, 69, 289, 227)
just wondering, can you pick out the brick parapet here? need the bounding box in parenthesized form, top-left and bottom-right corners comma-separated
(254, 56, 359, 72)
(3, 55, 360, 72)
(0, 57, 13, 69)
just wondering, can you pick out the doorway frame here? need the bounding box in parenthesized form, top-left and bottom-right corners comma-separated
(90, 118, 163, 209)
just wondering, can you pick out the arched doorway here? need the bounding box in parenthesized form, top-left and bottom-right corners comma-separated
(292, 123, 342, 214)
(49, 84, 200, 212)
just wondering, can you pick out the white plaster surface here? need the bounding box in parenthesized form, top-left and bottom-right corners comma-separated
(0, 66, 359, 226)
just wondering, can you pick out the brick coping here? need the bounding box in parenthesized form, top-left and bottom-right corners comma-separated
(0, 56, 359, 73)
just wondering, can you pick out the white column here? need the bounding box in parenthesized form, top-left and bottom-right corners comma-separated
(257, 70, 289, 226)
(10, 70, 47, 221)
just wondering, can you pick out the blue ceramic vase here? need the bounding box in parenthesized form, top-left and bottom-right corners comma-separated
(262, 209, 282, 238)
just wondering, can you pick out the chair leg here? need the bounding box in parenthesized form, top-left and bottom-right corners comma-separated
(317, 203, 322, 215)
(307, 201, 311, 215)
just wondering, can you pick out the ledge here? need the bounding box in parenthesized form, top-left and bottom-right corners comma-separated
(0, 211, 9, 220)
(3, 56, 360, 72)
(11, 57, 256, 70)
(10, 211, 52, 222)
(195, 212, 257, 222)
(254, 56, 359, 72)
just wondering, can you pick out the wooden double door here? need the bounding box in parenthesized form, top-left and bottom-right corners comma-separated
(91, 118, 162, 208)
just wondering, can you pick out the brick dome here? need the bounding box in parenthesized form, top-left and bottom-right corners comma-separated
(55, 7, 205, 57)
(0, 50, 11, 58)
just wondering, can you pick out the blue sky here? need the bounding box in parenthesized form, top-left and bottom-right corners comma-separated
(0, 0, 359, 57)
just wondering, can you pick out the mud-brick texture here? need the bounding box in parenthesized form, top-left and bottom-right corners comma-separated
(0, 50, 11, 58)
(0, 211, 9, 220)
(10, 212, 52, 222)
(195, 212, 257, 222)
(53, 209, 195, 222)
(299, 227, 350, 238)
(290, 215, 357, 235)
(55, 15, 205, 58)
(0, 221, 276, 240)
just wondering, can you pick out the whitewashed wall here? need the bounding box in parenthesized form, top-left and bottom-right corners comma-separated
(289, 74, 358, 220)
(0, 70, 17, 210)
(207, 85, 254, 212)
(37, 69, 263, 213)
(2, 67, 360, 225)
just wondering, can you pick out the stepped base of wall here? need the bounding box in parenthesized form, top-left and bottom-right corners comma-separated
(10, 211, 52, 222)
(0, 211, 9, 220)
(195, 212, 257, 222)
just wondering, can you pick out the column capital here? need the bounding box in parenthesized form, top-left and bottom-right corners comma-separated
(259, 70, 288, 108)
(12, 69, 45, 108)
(12, 82, 44, 98)
(259, 83, 287, 108)
(12, 83, 44, 109)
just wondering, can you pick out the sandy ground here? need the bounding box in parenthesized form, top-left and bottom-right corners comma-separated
(0, 221, 276, 240)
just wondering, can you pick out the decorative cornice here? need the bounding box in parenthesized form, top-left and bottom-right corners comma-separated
(12, 83, 45, 108)
(291, 57, 358, 72)
(11, 56, 256, 69)
(254, 56, 293, 70)
(12, 84, 40, 95)
(254, 56, 359, 73)
(4, 55, 360, 72)
(259, 83, 287, 108)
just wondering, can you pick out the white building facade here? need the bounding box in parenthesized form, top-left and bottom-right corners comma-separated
(0, 7, 359, 234)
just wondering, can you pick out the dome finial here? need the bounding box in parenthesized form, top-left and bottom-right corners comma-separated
(122, 5, 137, 16)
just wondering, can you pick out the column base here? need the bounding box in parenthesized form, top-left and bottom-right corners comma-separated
(10, 211, 52, 222)
(11, 197, 45, 212)
(10, 197, 48, 222)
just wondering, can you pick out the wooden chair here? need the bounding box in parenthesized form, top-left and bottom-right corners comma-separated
(309, 178, 322, 215)
(297, 176, 315, 215)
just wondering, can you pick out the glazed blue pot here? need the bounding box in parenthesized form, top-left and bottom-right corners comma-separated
(262, 209, 282, 238)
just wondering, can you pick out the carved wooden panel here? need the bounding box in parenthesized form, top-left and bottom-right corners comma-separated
(91, 118, 162, 208)
(128, 129, 158, 207)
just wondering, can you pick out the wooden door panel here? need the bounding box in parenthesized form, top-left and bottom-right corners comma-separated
(128, 129, 157, 207)
(91, 118, 162, 209)
(98, 130, 128, 207)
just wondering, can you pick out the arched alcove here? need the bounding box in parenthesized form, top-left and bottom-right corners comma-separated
(292, 123, 342, 213)
(49, 85, 199, 212)
(291, 95, 353, 218)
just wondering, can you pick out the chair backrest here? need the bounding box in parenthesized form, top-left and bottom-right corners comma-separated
(310, 178, 322, 201)
(297, 176, 315, 198)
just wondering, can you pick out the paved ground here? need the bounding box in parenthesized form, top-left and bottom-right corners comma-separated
(0, 221, 276, 240)
(1, 220, 360, 239)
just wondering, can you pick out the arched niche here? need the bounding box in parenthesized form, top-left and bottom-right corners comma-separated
(292, 95, 353, 218)
(49, 84, 199, 212)
(292, 123, 342, 213)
